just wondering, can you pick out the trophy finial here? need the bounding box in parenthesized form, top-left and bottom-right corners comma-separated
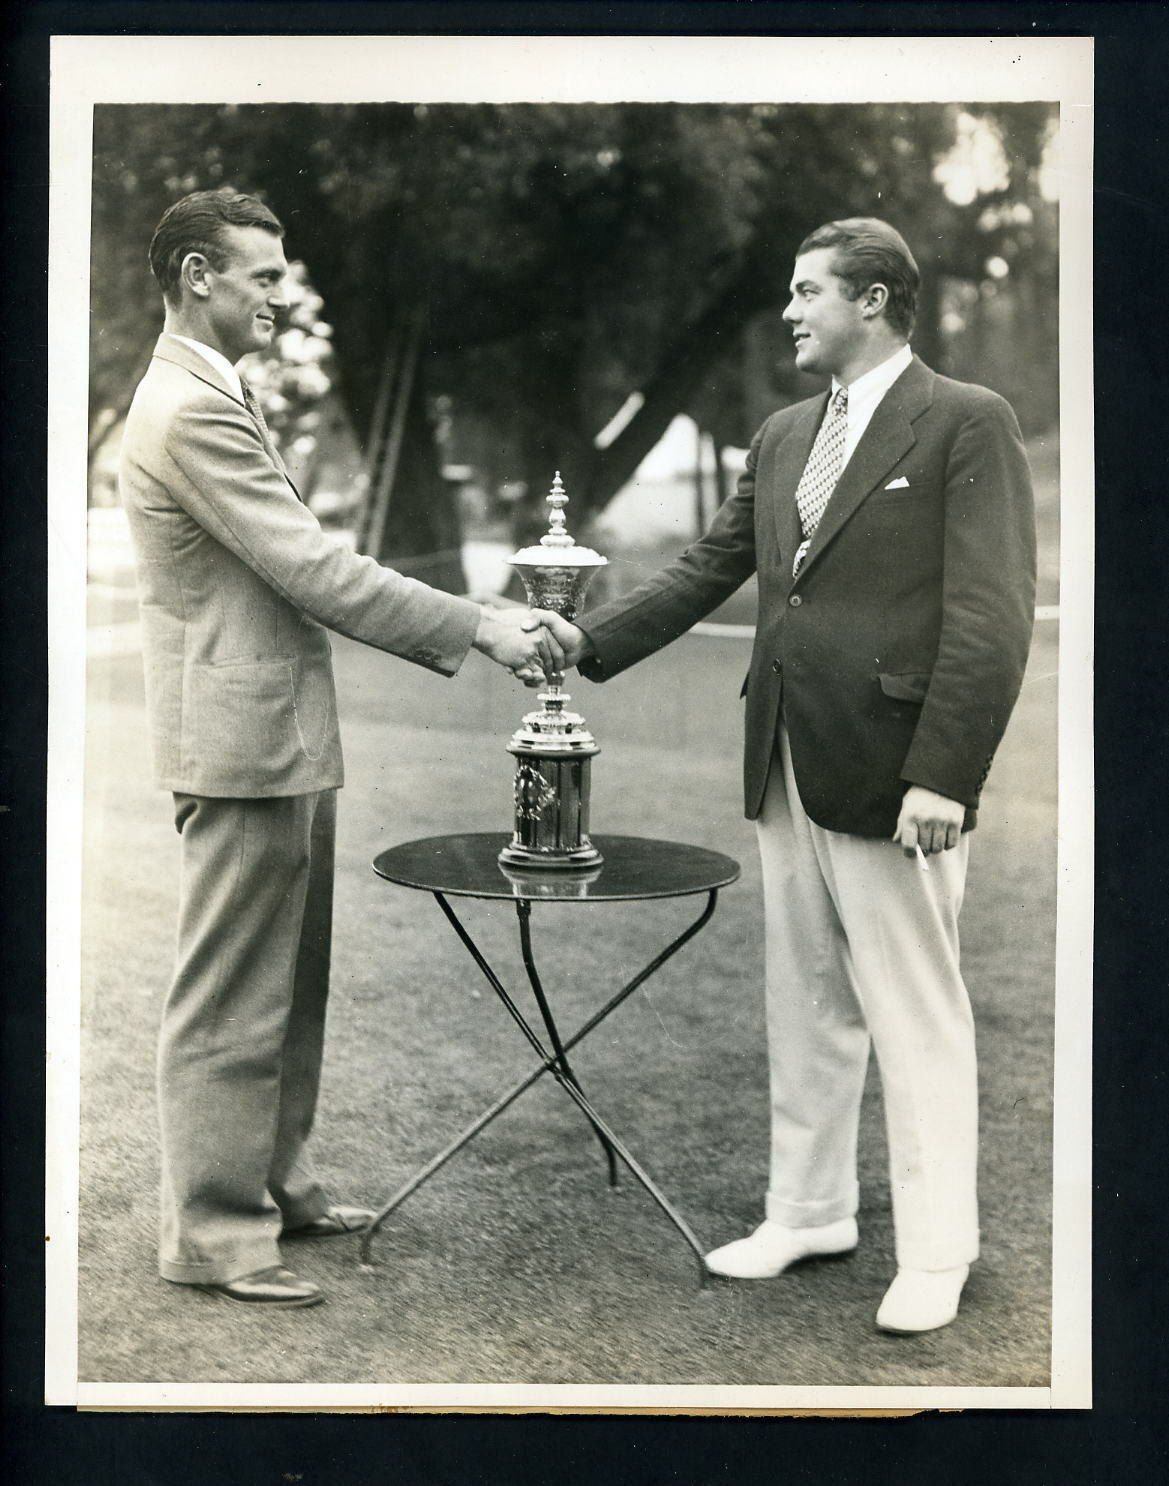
(509, 469, 607, 620)
(540, 470, 575, 549)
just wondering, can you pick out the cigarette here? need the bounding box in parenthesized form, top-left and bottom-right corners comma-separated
(914, 845, 931, 871)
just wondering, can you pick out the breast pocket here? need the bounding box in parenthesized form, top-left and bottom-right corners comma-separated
(869, 458, 922, 493)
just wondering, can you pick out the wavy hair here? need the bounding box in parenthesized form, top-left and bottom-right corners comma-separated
(148, 188, 284, 303)
(798, 218, 919, 337)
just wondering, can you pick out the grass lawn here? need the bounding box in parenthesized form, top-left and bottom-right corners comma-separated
(74, 451, 1060, 1394)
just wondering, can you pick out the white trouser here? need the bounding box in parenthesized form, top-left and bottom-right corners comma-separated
(755, 727, 980, 1271)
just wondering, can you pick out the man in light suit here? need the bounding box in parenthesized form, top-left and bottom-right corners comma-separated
(119, 188, 562, 1309)
(546, 219, 1036, 1332)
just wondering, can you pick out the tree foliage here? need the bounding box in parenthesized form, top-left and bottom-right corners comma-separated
(91, 100, 1057, 550)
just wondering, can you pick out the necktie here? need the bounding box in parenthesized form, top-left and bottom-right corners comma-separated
(792, 385, 848, 576)
(241, 381, 272, 442)
(241, 380, 300, 497)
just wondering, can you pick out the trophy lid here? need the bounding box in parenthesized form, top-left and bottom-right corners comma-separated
(510, 471, 609, 569)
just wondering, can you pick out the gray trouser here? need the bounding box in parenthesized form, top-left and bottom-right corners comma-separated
(157, 789, 337, 1284)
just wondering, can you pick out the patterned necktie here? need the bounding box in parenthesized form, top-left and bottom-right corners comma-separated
(792, 385, 848, 576)
(241, 381, 272, 442)
(241, 378, 301, 497)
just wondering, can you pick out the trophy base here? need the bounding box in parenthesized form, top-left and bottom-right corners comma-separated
(503, 750, 599, 871)
(497, 840, 603, 871)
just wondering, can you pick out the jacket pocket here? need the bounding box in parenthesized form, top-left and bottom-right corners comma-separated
(870, 482, 925, 502)
(878, 671, 931, 703)
(184, 658, 298, 785)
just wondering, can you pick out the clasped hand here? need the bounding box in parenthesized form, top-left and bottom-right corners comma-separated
(474, 604, 568, 687)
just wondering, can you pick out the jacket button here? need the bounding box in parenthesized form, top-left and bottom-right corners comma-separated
(788, 594, 802, 607)
(771, 659, 782, 675)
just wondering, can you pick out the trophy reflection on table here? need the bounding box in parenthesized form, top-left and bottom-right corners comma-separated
(498, 472, 608, 870)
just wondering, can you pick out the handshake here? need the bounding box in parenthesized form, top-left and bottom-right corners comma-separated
(472, 603, 594, 687)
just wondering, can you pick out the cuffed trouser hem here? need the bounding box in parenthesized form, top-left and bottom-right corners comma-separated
(766, 1187, 859, 1228)
(159, 1242, 282, 1286)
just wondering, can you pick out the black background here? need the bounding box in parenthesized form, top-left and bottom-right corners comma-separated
(2, 3, 1165, 1481)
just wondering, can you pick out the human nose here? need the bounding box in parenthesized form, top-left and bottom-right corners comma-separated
(782, 296, 799, 325)
(269, 279, 289, 309)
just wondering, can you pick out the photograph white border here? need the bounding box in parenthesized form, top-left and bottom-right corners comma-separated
(46, 31, 1094, 1412)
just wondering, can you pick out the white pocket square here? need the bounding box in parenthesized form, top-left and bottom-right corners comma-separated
(884, 476, 910, 489)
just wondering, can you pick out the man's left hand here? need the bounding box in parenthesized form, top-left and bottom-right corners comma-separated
(893, 785, 965, 856)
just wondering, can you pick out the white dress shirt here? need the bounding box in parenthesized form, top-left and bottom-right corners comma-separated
(791, 342, 913, 576)
(166, 333, 244, 401)
(834, 341, 913, 465)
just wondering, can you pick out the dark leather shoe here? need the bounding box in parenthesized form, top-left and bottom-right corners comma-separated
(196, 1265, 324, 1308)
(282, 1205, 375, 1239)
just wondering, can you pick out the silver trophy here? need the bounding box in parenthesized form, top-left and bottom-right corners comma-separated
(499, 472, 608, 870)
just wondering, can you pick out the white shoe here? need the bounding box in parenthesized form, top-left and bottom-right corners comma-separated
(876, 1265, 970, 1333)
(704, 1217, 858, 1279)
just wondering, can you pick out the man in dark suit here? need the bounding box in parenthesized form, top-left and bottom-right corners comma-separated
(546, 218, 1036, 1332)
(119, 188, 562, 1309)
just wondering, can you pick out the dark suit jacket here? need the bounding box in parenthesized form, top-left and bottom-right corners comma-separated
(579, 357, 1037, 837)
(119, 335, 482, 797)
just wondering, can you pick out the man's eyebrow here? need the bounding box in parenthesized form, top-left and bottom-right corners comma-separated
(791, 278, 819, 293)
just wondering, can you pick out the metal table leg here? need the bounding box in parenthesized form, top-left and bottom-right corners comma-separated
(360, 889, 719, 1283)
(515, 899, 619, 1186)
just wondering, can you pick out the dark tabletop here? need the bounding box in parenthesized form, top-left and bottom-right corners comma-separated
(372, 833, 741, 903)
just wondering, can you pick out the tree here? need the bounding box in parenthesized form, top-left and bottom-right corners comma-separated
(90, 100, 1058, 560)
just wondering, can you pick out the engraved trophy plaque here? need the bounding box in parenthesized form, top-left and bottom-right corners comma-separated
(499, 472, 608, 870)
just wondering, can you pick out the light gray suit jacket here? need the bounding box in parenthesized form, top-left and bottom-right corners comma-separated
(119, 335, 481, 797)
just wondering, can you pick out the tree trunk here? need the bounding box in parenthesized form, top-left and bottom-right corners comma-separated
(581, 265, 773, 515)
(510, 338, 598, 551)
(361, 312, 421, 559)
(914, 265, 943, 372)
(374, 356, 467, 594)
(711, 437, 730, 510)
(693, 423, 708, 535)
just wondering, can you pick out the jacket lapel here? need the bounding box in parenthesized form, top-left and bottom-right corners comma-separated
(152, 335, 301, 497)
(793, 356, 934, 581)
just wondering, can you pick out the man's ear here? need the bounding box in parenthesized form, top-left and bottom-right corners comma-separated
(861, 282, 889, 319)
(180, 251, 213, 300)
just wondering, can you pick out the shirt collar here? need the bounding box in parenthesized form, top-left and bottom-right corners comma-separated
(165, 334, 243, 400)
(832, 342, 913, 407)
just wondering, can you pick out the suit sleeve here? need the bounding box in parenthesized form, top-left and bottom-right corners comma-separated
(578, 422, 763, 681)
(900, 391, 1037, 804)
(158, 397, 481, 675)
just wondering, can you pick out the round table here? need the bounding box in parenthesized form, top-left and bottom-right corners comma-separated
(364, 833, 741, 1281)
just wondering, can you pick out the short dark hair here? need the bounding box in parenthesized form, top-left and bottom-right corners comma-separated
(148, 188, 284, 302)
(797, 217, 919, 337)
